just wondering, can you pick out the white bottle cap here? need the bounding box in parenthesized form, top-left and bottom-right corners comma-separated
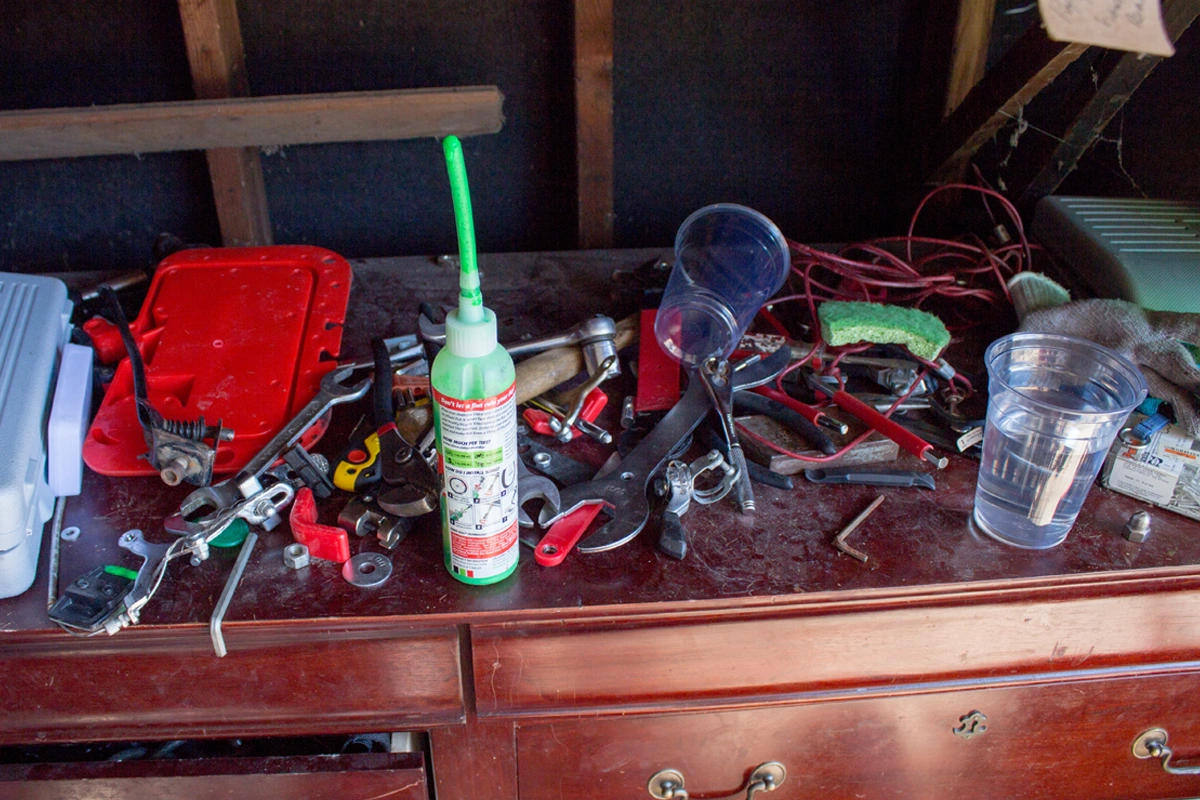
(444, 306, 498, 359)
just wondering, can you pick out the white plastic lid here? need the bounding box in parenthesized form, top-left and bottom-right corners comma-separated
(444, 306, 499, 359)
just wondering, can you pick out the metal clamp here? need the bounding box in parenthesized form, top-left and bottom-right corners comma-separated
(647, 762, 786, 800)
(1134, 729, 1200, 775)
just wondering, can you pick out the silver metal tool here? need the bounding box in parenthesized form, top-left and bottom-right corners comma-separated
(421, 313, 621, 378)
(517, 457, 561, 531)
(210, 528, 258, 658)
(549, 355, 618, 442)
(541, 345, 790, 553)
(833, 495, 886, 563)
(178, 363, 372, 530)
(656, 450, 738, 560)
(698, 356, 755, 514)
(46, 495, 67, 609)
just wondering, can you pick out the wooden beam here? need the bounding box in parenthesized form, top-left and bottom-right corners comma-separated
(178, 0, 272, 246)
(1019, 0, 1200, 204)
(574, 0, 615, 249)
(943, 0, 996, 117)
(925, 24, 1088, 185)
(0, 87, 506, 162)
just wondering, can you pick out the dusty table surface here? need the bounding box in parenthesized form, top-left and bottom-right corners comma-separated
(5, 249, 1200, 635)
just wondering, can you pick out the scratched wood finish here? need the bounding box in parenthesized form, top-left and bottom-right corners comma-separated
(0, 753, 427, 800)
(0, 624, 463, 745)
(0, 87, 505, 161)
(473, 581, 1200, 716)
(178, 0, 273, 247)
(5, 251, 1200, 639)
(574, 0, 615, 248)
(430, 718, 518, 800)
(515, 673, 1200, 799)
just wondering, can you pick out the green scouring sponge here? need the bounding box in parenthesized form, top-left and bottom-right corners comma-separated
(818, 301, 951, 361)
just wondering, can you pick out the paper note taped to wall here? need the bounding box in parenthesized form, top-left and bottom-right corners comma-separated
(1038, 0, 1175, 56)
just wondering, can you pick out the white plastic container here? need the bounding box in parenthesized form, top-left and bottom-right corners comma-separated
(48, 343, 94, 497)
(0, 273, 72, 598)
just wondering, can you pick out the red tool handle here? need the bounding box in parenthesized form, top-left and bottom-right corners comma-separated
(535, 503, 603, 566)
(522, 388, 608, 440)
(289, 487, 352, 563)
(634, 307, 681, 413)
(829, 389, 946, 468)
(753, 385, 823, 426)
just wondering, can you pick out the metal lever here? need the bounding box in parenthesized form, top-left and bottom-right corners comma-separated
(549, 355, 617, 442)
(647, 762, 786, 800)
(1134, 729, 1200, 775)
(698, 357, 755, 513)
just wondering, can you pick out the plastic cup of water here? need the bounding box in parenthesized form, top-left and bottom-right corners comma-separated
(973, 332, 1148, 549)
(654, 204, 790, 366)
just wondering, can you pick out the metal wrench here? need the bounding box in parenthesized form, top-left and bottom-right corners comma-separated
(178, 364, 371, 529)
(699, 357, 755, 514)
(540, 345, 790, 553)
(517, 457, 561, 536)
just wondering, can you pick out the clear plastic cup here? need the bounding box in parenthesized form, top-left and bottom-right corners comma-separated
(654, 204, 790, 366)
(973, 332, 1148, 549)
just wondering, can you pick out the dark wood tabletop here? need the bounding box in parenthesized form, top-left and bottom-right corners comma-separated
(5, 249, 1200, 637)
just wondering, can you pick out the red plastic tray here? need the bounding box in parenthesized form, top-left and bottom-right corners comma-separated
(83, 246, 353, 477)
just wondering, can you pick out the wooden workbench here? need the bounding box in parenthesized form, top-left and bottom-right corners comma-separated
(4, 251, 1200, 799)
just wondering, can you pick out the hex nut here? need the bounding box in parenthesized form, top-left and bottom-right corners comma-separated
(1124, 510, 1152, 543)
(283, 543, 311, 569)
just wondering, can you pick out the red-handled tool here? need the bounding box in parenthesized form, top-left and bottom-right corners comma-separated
(289, 487, 351, 563)
(809, 379, 947, 469)
(752, 385, 849, 435)
(523, 388, 608, 441)
(535, 503, 604, 566)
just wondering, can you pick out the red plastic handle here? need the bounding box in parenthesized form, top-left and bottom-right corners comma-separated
(830, 388, 934, 461)
(752, 385, 824, 425)
(289, 487, 351, 563)
(535, 503, 604, 566)
(522, 388, 608, 440)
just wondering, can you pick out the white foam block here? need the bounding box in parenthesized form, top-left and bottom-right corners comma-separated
(48, 343, 94, 497)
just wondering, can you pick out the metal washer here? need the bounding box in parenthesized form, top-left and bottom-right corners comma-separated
(342, 552, 393, 587)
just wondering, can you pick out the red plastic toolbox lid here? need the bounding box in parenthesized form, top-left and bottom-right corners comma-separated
(83, 246, 352, 477)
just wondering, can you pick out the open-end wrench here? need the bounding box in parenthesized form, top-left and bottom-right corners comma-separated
(517, 458, 561, 539)
(540, 345, 790, 553)
(178, 364, 371, 529)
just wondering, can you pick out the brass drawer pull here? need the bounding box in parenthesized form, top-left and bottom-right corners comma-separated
(1133, 729, 1200, 776)
(647, 762, 786, 800)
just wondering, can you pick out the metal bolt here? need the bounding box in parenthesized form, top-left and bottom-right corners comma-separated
(283, 543, 310, 570)
(533, 452, 551, 469)
(1124, 510, 1152, 543)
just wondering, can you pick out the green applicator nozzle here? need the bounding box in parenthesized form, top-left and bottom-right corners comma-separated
(443, 136, 484, 325)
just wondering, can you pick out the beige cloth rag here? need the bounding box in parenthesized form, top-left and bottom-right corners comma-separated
(1020, 299, 1200, 437)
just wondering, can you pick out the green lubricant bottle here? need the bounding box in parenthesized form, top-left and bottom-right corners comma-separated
(431, 136, 519, 585)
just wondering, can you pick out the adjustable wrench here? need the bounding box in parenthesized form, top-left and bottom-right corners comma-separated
(179, 364, 371, 529)
(540, 345, 790, 553)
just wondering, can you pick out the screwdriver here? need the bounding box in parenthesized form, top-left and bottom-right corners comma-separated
(807, 375, 948, 469)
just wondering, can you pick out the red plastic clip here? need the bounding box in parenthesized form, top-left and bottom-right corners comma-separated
(288, 487, 351, 563)
(522, 388, 608, 440)
(534, 503, 604, 566)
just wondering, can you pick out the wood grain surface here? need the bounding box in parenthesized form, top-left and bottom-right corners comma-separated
(0, 87, 505, 161)
(515, 673, 1200, 799)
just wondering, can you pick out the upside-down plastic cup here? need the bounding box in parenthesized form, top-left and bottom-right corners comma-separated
(654, 204, 790, 366)
(973, 332, 1147, 549)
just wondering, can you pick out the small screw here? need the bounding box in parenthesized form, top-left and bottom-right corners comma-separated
(1124, 510, 1152, 543)
(76, 578, 89, 588)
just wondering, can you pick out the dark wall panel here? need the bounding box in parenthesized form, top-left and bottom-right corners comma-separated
(238, 0, 576, 258)
(612, 0, 923, 247)
(0, 1, 215, 273)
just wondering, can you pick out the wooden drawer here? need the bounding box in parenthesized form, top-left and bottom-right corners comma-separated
(0, 752, 428, 800)
(0, 623, 464, 744)
(472, 587, 1200, 716)
(515, 671, 1200, 800)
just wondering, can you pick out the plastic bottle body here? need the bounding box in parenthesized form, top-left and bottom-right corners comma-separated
(431, 331, 519, 585)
